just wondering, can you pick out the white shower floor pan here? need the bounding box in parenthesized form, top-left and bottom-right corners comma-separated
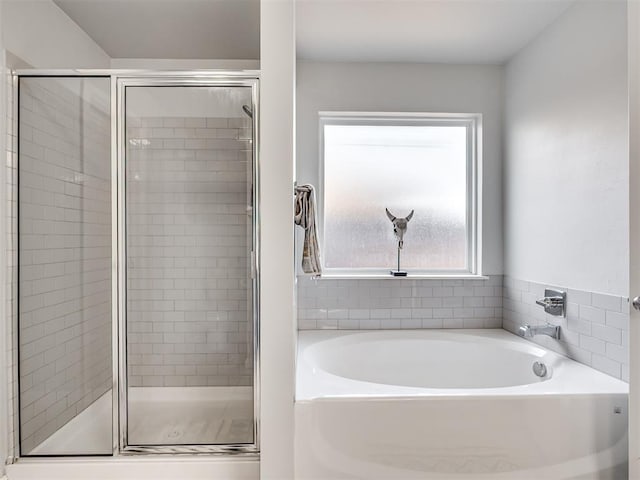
(30, 386, 254, 455)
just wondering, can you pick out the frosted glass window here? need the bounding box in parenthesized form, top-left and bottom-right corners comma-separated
(322, 116, 478, 273)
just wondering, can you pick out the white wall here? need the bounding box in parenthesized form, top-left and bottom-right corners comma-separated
(259, 0, 295, 478)
(296, 61, 503, 274)
(2, 0, 109, 69)
(126, 87, 252, 118)
(504, 1, 628, 296)
(628, 1, 640, 473)
(110, 58, 260, 71)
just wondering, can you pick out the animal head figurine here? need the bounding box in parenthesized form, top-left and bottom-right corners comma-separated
(386, 208, 414, 249)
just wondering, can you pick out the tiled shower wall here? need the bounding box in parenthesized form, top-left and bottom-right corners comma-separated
(502, 276, 629, 381)
(17, 78, 112, 453)
(297, 275, 503, 329)
(126, 116, 253, 387)
(5, 63, 17, 461)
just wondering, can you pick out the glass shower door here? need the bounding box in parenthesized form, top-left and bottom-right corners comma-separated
(18, 76, 113, 456)
(122, 84, 256, 449)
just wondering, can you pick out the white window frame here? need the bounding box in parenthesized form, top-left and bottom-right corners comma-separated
(318, 111, 483, 278)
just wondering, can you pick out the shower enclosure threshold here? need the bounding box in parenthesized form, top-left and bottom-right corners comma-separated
(29, 386, 253, 455)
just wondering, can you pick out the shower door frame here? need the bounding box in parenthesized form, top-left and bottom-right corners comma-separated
(12, 70, 261, 459)
(116, 74, 260, 455)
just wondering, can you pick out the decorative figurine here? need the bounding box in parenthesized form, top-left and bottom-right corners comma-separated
(386, 208, 414, 277)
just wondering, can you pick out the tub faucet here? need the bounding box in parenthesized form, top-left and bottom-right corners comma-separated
(518, 323, 560, 340)
(535, 288, 566, 317)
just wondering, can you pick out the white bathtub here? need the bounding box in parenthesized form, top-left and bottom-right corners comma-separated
(295, 329, 629, 479)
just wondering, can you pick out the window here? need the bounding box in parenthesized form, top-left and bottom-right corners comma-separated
(320, 112, 480, 275)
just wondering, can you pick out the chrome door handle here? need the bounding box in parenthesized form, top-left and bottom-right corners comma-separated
(633, 296, 640, 311)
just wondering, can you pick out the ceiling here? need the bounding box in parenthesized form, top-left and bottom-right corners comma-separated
(296, 0, 574, 64)
(53, 0, 260, 60)
(54, 0, 573, 64)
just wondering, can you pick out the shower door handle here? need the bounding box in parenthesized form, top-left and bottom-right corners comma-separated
(250, 251, 256, 279)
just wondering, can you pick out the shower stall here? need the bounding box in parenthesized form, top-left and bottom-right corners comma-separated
(12, 72, 259, 457)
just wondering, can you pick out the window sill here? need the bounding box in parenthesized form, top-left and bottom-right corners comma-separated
(299, 274, 490, 280)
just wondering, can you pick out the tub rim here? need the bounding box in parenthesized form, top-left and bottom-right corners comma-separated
(296, 328, 629, 401)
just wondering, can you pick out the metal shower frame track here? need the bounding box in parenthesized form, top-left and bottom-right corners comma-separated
(12, 69, 261, 459)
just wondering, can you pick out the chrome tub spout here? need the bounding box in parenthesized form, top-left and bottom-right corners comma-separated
(518, 323, 560, 340)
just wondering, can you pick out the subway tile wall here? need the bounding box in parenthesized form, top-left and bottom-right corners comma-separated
(298, 274, 629, 382)
(502, 276, 629, 381)
(6, 66, 17, 460)
(17, 77, 112, 454)
(126, 116, 253, 388)
(297, 275, 503, 329)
